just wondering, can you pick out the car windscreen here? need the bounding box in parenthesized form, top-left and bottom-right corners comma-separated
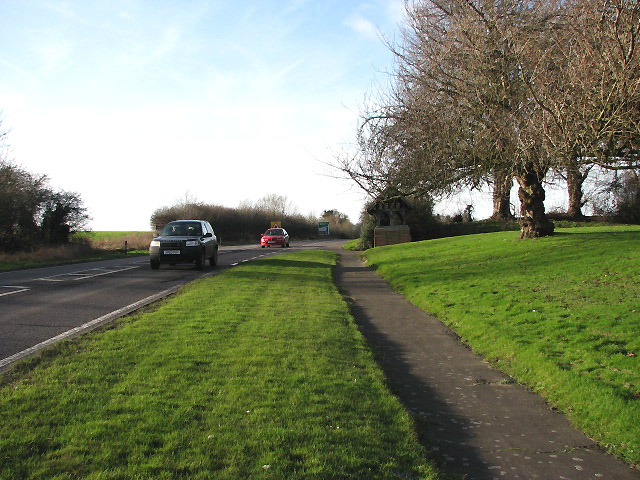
(266, 229, 284, 236)
(162, 222, 202, 236)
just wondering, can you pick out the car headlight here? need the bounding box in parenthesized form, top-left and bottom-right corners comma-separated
(185, 240, 200, 247)
(150, 240, 160, 248)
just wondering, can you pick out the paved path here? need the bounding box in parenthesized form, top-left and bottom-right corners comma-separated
(331, 247, 639, 480)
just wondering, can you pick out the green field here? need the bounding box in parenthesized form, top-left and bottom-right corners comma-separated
(80, 231, 153, 240)
(0, 251, 440, 480)
(78, 231, 154, 252)
(364, 225, 640, 466)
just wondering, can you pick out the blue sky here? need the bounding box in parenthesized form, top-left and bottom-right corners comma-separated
(0, 0, 407, 230)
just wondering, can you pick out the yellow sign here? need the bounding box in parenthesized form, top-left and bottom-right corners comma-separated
(271, 221, 282, 229)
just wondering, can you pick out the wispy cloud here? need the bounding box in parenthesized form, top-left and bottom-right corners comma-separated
(282, 0, 310, 14)
(383, 0, 406, 25)
(0, 59, 34, 82)
(34, 38, 72, 73)
(40, 0, 84, 23)
(272, 58, 305, 83)
(344, 15, 378, 39)
(154, 25, 184, 59)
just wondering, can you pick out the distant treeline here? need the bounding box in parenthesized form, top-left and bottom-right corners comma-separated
(150, 198, 358, 243)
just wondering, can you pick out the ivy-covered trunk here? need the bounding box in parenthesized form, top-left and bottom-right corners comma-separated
(491, 170, 514, 220)
(566, 162, 586, 219)
(516, 164, 554, 238)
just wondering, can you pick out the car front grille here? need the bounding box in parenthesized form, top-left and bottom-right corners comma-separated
(160, 241, 184, 248)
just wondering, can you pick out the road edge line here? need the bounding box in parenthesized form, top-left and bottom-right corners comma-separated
(0, 285, 181, 373)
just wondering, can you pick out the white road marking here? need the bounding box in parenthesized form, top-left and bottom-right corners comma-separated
(38, 265, 139, 282)
(0, 286, 30, 297)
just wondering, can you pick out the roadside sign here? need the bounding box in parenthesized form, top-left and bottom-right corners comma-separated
(271, 221, 282, 228)
(318, 222, 330, 235)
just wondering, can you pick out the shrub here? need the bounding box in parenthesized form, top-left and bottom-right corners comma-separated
(150, 203, 320, 243)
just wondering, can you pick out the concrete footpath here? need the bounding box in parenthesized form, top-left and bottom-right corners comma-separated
(330, 247, 639, 480)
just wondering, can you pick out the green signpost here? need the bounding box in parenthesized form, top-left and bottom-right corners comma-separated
(318, 222, 330, 236)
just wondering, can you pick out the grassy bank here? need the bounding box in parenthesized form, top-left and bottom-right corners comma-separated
(0, 250, 440, 480)
(363, 225, 640, 466)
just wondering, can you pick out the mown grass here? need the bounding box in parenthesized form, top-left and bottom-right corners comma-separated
(363, 225, 640, 466)
(0, 250, 440, 480)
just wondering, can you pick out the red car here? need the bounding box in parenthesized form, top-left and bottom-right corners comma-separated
(260, 228, 290, 248)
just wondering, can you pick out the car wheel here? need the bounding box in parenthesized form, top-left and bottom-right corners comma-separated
(209, 247, 218, 267)
(196, 249, 205, 270)
(261, 245, 265, 248)
(150, 259, 160, 270)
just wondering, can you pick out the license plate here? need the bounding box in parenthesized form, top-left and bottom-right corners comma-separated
(268, 240, 276, 243)
(163, 250, 181, 255)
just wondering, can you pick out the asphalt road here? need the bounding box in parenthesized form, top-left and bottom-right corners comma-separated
(0, 240, 340, 370)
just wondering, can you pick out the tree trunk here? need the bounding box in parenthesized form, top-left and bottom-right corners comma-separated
(566, 162, 586, 219)
(491, 171, 514, 220)
(516, 165, 554, 238)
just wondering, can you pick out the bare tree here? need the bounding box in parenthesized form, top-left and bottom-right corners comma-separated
(523, 0, 640, 215)
(254, 194, 298, 217)
(338, 0, 639, 237)
(338, 0, 558, 237)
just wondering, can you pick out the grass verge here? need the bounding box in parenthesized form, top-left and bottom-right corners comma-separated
(342, 238, 360, 251)
(363, 225, 640, 466)
(0, 250, 440, 480)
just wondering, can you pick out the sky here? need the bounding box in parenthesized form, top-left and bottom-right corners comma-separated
(0, 0, 577, 232)
(0, 0, 411, 231)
